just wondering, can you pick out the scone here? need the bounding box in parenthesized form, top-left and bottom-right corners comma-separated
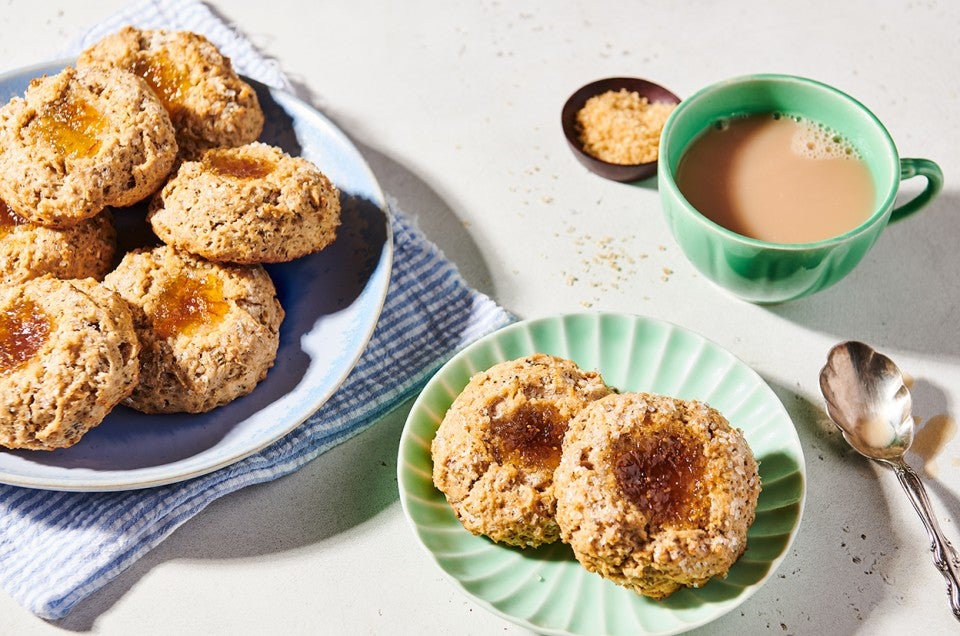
(78, 26, 264, 158)
(0, 199, 115, 285)
(0, 65, 177, 227)
(0, 275, 140, 450)
(431, 354, 613, 547)
(103, 245, 284, 413)
(553, 392, 761, 599)
(148, 142, 341, 263)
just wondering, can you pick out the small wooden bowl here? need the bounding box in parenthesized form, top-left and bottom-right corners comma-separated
(561, 77, 681, 182)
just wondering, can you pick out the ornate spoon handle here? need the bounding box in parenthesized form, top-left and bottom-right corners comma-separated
(893, 459, 960, 620)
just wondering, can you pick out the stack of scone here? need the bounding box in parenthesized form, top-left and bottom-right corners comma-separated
(0, 27, 341, 450)
(431, 354, 762, 599)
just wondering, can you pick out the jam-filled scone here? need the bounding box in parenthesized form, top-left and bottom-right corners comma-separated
(553, 392, 761, 599)
(148, 142, 341, 263)
(0, 199, 116, 285)
(78, 27, 264, 158)
(0, 66, 177, 227)
(431, 354, 612, 548)
(0, 275, 140, 450)
(103, 245, 284, 414)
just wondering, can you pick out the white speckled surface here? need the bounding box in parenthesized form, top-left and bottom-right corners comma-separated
(1, 1, 959, 634)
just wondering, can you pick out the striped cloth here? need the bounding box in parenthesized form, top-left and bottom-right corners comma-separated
(0, 0, 514, 620)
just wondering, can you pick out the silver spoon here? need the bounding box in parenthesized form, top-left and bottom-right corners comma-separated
(820, 341, 960, 620)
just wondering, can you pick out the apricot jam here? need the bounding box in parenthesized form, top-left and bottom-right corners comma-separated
(489, 403, 566, 470)
(151, 273, 229, 339)
(614, 432, 708, 528)
(205, 153, 275, 179)
(33, 93, 106, 158)
(0, 298, 50, 374)
(0, 200, 28, 236)
(132, 52, 191, 114)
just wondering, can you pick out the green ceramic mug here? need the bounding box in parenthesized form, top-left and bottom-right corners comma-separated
(658, 74, 943, 304)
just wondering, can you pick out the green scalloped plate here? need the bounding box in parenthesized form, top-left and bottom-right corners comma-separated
(398, 312, 805, 636)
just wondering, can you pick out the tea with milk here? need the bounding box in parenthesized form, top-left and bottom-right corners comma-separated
(675, 114, 875, 244)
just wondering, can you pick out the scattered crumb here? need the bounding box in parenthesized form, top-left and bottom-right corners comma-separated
(556, 222, 678, 305)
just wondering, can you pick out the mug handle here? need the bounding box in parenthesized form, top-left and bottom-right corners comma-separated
(889, 158, 944, 223)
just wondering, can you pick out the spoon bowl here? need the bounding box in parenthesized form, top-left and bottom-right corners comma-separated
(820, 340, 914, 461)
(820, 341, 960, 620)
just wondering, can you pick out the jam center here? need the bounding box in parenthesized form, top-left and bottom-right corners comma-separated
(0, 298, 50, 374)
(151, 273, 229, 339)
(614, 432, 708, 528)
(489, 402, 566, 470)
(33, 93, 106, 158)
(205, 153, 275, 179)
(132, 52, 191, 114)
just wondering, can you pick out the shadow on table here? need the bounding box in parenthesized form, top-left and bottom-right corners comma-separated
(768, 190, 960, 360)
(55, 397, 414, 631)
(287, 76, 496, 299)
(51, 87, 497, 628)
(54, 379, 953, 632)
(902, 377, 960, 555)
(686, 378, 897, 635)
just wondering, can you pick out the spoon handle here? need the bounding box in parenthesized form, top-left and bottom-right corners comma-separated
(894, 461, 960, 620)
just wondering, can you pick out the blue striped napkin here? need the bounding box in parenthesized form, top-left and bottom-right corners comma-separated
(0, 0, 514, 620)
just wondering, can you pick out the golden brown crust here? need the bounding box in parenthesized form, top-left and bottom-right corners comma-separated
(553, 392, 761, 599)
(0, 203, 116, 285)
(0, 66, 177, 227)
(0, 276, 140, 450)
(78, 27, 264, 158)
(431, 354, 612, 547)
(103, 245, 284, 414)
(148, 142, 341, 263)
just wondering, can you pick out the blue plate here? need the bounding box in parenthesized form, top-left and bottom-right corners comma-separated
(0, 62, 393, 490)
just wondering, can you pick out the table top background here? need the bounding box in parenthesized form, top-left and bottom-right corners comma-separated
(1, 1, 959, 634)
